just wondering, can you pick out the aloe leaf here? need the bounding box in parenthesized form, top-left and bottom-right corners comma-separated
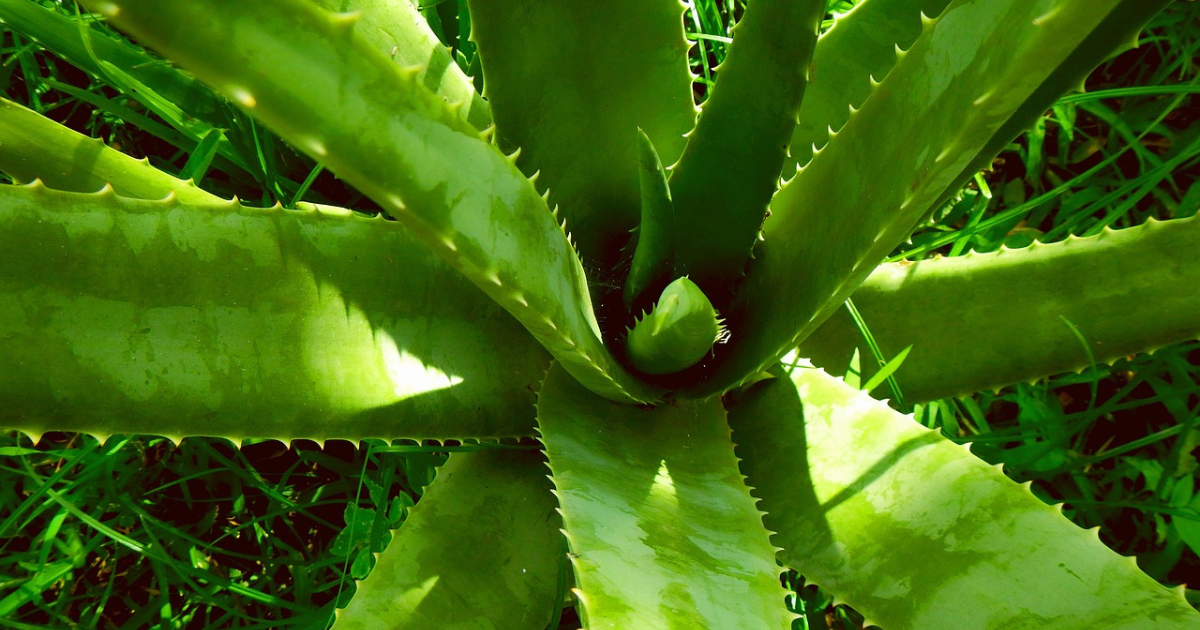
(934, 0, 1174, 212)
(698, 0, 1132, 396)
(802, 213, 1200, 403)
(0, 0, 261, 178)
(627, 277, 723, 376)
(0, 183, 549, 443)
(465, 0, 696, 267)
(0, 98, 220, 203)
(0, 0, 223, 122)
(536, 362, 792, 629)
(727, 358, 1200, 629)
(668, 0, 826, 290)
(334, 450, 561, 630)
(89, 0, 659, 403)
(785, 0, 951, 171)
(624, 128, 675, 309)
(309, 0, 490, 130)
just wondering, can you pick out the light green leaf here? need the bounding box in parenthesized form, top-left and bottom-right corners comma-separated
(309, 0, 490, 130)
(0, 183, 548, 442)
(92, 0, 660, 403)
(669, 0, 826, 289)
(699, 0, 1137, 395)
(1175, 516, 1200, 558)
(803, 212, 1200, 402)
(537, 362, 792, 629)
(0, 98, 219, 203)
(728, 357, 1199, 629)
(334, 450, 561, 630)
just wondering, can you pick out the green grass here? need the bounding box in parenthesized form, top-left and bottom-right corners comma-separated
(0, 1, 1197, 628)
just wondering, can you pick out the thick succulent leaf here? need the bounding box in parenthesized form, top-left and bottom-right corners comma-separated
(785, 0, 1166, 236)
(624, 128, 675, 310)
(90, 0, 659, 403)
(466, 0, 696, 267)
(727, 358, 1200, 629)
(0, 98, 219, 203)
(0, 183, 548, 442)
(309, 0, 490, 130)
(0, 0, 262, 177)
(802, 213, 1200, 402)
(668, 0, 826, 289)
(334, 449, 561, 630)
(536, 362, 792, 629)
(697, 0, 1131, 396)
(0, 0, 224, 123)
(935, 0, 1174, 211)
(785, 0, 951, 171)
(627, 277, 722, 376)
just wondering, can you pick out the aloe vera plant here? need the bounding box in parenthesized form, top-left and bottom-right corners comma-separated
(1, 0, 1198, 628)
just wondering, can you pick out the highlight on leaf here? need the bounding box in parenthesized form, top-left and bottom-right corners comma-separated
(626, 276, 725, 376)
(0, 0, 1197, 628)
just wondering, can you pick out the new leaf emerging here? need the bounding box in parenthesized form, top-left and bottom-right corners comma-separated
(627, 277, 724, 375)
(624, 128, 676, 309)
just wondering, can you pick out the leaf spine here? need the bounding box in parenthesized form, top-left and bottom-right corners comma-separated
(329, 11, 362, 33)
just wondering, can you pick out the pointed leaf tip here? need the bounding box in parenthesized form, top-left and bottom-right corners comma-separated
(627, 277, 721, 375)
(624, 128, 676, 308)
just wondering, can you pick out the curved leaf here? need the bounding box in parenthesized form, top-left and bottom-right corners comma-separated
(696, 0, 1133, 396)
(0, 183, 548, 442)
(785, 0, 951, 171)
(727, 358, 1200, 629)
(802, 213, 1200, 402)
(0, 0, 225, 123)
(309, 0, 490, 130)
(624, 128, 675, 310)
(0, 98, 219, 203)
(627, 277, 722, 376)
(466, 0, 696, 267)
(334, 449, 562, 630)
(668, 0, 826, 289)
(89, 0, 659, 403)
(536, 362, 792, 629)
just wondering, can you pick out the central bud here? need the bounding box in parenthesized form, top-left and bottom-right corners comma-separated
(626, 277, 724, 375)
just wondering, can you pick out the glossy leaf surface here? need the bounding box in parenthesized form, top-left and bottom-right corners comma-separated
(537, 363, 791, 629)
(92, 0, 660, 403)
(467, 0, 696, 267)
(0, 183, 547, 442)
(335, 450, 561, 630)
(0, 98, 219, 203)
(669, 0, 826, 289)
(729, 358, 1199, 629)
(803, 213, 1200, 402)
(701, 0, 1130, 395)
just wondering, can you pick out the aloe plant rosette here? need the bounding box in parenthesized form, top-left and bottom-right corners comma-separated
(0, 0, 1198, 628)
